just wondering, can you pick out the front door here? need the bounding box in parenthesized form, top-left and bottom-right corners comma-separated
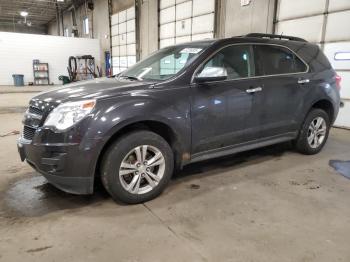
(191, 44, 261, 154)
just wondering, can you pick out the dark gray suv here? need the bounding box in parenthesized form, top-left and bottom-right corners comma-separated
(18, 33, 341, 204)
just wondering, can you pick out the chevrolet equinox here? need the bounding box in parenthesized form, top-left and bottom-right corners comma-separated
(18, 33, 341, 204)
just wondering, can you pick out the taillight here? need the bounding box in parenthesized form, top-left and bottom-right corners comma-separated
(335, 74, 342, 91)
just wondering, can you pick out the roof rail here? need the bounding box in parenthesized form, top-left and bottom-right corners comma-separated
(245, 33, 307, 42)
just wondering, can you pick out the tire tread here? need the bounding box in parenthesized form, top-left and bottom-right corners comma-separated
(100, 130, 174, 204)
(295, 108, 330, 155)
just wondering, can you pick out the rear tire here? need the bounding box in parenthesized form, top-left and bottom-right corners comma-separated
(101, 130, 174, 204)
(294, 108, 330, 155)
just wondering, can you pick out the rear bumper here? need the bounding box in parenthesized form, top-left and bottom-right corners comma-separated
(17, 137, 96, 195)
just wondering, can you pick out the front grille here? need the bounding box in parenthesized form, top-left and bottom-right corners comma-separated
(22, 102, 52, 141)
(28, 106, 43, 116)
(23, 126, 36, 140)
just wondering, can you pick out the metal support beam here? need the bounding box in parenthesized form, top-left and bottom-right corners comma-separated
(320, 0, 330, 50)
(214, 0, 222, 38)
(135, 0, 140, 61)
(56, 2, 61, 35)
(272, 0, 278, 34)
(61, 10, 64, 36)
(108, 0, 113, 70)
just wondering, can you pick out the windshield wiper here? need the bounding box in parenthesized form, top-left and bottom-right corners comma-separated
(119, 75, 142, 81)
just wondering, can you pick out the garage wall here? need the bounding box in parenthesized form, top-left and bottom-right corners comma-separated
(47, 20, 59, 36)
(275, 0, 326, 44)
(93, 0, 110, 75)
(0, 32, 100, 85)
(111, 0, 134, 13)
(219, 0, 274, 38)
(158, 0, 216, 48)
(0, 23, 47, 35)
(47, 4, 93, 38)
(47, 0, 109, 75)
(139, 0, 158, 59)
(274, 0, 350, 128)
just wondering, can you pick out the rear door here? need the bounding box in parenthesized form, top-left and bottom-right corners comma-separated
(253, 44, 309, 138)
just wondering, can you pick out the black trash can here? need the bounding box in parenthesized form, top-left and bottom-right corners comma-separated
(12, 74, 24, 86)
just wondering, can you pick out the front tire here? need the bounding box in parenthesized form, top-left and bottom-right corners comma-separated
(101, 130, 174, 204)
(295, 108, 330, 155)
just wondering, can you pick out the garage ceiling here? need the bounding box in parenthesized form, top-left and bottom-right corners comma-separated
(0, 0, 72, 27)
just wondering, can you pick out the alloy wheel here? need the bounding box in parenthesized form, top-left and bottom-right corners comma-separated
(307, 116, 327, 149)
(119, 145, 165, 194)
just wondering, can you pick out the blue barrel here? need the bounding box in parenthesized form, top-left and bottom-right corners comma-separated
(12, 74, 24, 86)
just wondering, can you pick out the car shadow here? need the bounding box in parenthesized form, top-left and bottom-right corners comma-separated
(175, 142, 290, 180)
(1, 142, 292, 218)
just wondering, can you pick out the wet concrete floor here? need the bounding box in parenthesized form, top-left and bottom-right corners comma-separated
(1, 113, 350, 262)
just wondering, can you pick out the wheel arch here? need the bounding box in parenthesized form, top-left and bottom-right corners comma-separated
(310, 99, 335, 124)
(94, 119, 186, 182)
(296, 98, 335, 140)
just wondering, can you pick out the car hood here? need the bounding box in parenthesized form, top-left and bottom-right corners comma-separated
(32, 77, 157, 105)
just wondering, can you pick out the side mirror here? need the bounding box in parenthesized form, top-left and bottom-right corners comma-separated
(194, 66, 227, 83)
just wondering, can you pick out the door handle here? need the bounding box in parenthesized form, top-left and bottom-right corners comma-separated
(298, 78, 310, 84)
(246, 87, 263, 93)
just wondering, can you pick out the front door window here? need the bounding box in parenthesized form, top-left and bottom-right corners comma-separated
(197, 45, 255, 80)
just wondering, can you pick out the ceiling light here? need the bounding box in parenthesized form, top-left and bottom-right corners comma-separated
(57, 0, 65, 2)
(20, 11, 28, 17)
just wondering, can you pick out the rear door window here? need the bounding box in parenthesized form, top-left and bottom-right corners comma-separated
(254, 45, 307, 76)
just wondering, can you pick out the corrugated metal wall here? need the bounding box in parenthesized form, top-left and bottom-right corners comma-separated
(274, 0, 350, 128)
(0, 32, 101, 85)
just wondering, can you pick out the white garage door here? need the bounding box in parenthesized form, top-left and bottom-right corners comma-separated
(159, 0, 215, 48)
(275, 0, 350, 128)
(111, 6, 136, 74)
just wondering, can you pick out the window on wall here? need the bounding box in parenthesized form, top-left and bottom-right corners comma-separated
(159, 0, 216, 48)
(111, 6, 136, 74)
(83, 17, 89, 35)
(254, 45, 307, 76)
(198, 45, 255, 80)
(334, 52, 350, 61)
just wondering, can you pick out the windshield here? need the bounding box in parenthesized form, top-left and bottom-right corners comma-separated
(119, 45, 207, 81)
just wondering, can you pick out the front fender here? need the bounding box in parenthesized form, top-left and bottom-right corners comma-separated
(84, 87, 192, 167)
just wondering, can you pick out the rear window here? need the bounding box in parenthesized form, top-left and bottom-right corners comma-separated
(254, 45, 307, 76)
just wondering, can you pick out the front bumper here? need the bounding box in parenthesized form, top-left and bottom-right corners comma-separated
(17, 137, 96, 195)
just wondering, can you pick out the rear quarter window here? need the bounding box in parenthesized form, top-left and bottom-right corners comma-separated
(254, 45, 307, 76)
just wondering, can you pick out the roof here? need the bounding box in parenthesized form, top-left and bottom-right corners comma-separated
(0, 0, 72, 28)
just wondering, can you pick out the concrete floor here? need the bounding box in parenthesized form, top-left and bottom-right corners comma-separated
(0, 92, 350, 262)
(0, 85, 56, 113)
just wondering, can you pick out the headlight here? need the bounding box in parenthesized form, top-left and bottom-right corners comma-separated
(44, 100, 96, 131)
